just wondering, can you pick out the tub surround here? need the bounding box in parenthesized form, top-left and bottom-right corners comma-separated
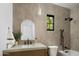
(58, 50, 79, 56)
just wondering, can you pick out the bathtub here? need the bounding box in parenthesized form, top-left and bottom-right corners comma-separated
(58, 50, 79, 56)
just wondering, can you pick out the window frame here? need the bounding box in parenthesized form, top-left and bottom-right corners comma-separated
(46, 14, 54, 31)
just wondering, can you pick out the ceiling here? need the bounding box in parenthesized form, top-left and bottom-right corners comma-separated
(54, 3, 79, 10)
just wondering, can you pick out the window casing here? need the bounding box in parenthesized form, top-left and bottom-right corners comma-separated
(46, 14, 54, 31)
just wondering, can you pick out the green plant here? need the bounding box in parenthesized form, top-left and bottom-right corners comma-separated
(13, 32, 21, 41)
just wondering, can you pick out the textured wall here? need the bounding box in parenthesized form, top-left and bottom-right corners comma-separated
(70, 8, 79, 51)
(13, 3, 70, 47)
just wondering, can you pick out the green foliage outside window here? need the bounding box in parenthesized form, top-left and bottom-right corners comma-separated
(46, 14, 54, 31)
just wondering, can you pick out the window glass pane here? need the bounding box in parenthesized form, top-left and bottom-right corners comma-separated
(50, 17, 53, 23)
(47, 18, 53, 30)
(50, 24, 53, 29)
(49, 18, 51, 23)
(46, 14, 54, 31)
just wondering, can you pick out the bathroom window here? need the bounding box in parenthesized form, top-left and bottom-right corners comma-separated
(46, 14, 54, 31)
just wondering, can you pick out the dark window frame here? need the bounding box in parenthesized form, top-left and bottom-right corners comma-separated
(46, 14, 54, 31)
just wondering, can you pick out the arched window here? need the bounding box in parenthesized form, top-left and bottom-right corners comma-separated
(21, 20, 35, 40)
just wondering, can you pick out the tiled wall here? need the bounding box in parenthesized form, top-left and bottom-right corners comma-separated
(71, 8, 79, 51)
(13, 3, 70, 47)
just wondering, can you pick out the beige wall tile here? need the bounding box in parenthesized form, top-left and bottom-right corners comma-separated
(13, 3, 70, 47)
(71, 8, 79, 51)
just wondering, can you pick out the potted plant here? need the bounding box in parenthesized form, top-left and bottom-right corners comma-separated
(13, 32, 21, 45)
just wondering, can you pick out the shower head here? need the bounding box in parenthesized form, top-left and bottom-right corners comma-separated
(65, 17, 73, 21)
(69, 18, 73, 21)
